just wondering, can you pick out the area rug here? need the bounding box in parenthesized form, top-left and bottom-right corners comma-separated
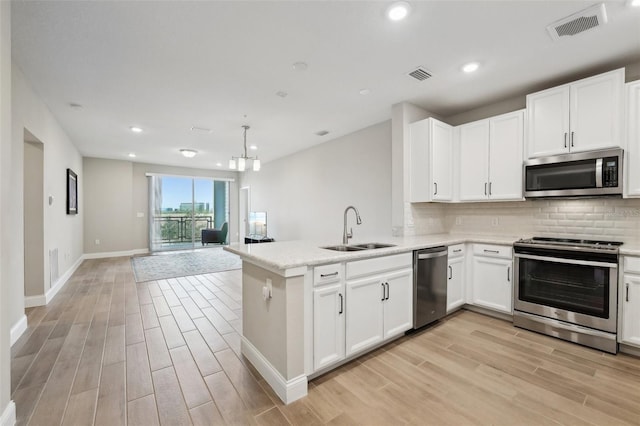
(131, 248, 242, 282)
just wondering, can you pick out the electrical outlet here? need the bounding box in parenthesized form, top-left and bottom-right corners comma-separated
(455, 216, 462, 226)
(491, 217, 499, 227)
(95, 239, 100, 245)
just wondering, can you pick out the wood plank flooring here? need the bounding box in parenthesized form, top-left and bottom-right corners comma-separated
(10, 256, 640, 425)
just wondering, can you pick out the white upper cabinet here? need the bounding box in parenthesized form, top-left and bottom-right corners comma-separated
(526, 68, 624, 158)
(625, 81, 640, 197)
(459, 110, 524, 202)
(409, 117, 454, 202)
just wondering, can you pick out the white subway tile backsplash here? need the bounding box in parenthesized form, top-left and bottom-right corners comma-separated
(410, 198, 640, 244)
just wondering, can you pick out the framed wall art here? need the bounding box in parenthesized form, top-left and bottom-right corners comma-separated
(66, 168, 78, 215)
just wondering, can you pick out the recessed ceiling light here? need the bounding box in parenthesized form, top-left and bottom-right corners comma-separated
(387, 1, 411, 21)
(292, 61, 308, 71)
(276, 91, 288, 98)
(249, 145, 258, 151)
(128, 153, 136, 158)
(630, 0, 640, 6)
(216, 162, 222, 167)
(130, 126, 143, 133)
(180, 149, 198, 158)
(462, 62, 480, 73)
(359, 89, 371, 95)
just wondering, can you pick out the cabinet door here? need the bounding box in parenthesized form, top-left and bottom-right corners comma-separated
(570, 69, 624, 153)
(625, 81, 640, 197)
(447, 257, 465, 313)
(472, 257, 513, 314)
(382, 268, 413, 339)
(459, 120, 490, 201)
(526, 85, 570, 158)
(409, 118, 432, 202)
(489, 111, 524, 201)
(313, 283, 345, 370)
(345, 276, 384, 356)
(431, 120, 454, 201)
(621, 275, 640, 347)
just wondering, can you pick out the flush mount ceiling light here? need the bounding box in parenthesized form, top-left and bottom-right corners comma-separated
(229, 125, 261, 172)
(180, 149, 198, 158)
(462, 62, 480, 73)
(128, 153, 136, 158)
(387, 1, 411, 21)
(130, 126, 143, 133)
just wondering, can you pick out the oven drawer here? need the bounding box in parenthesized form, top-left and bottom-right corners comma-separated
(473, 244, 511, 259)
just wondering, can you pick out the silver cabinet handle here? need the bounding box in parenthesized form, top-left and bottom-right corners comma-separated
(626, 283, 630, 302)
(484, 249, 499, 254)
(507, 266, 511, 282)
(484, 182, 487, 195)
(448, 265, 453, 280)
(434, 182, 438, 195)
(489, 182, 492, 196)
(453, 249, 462, 253)
(386, 282, 390, 300)
(320, 272, 339, 278)
(381, 282, 386, 301)
(564, 132, 567, 148)
(571, 131, 574, 147)
(339, 293, 344, 314)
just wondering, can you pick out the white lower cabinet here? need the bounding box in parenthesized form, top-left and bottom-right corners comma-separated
(313, 263, 345, 371)
(621, 257, 640, 348)
(345, 253, 413, 357)
(471, 245, 513, 314)
(447, 244, 465, 312)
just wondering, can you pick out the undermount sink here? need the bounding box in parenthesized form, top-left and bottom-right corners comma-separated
(321, 242, 397, 252)
(350, 242, 396, 250)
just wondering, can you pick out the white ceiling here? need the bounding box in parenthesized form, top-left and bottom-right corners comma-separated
(11, 1, 640, 170)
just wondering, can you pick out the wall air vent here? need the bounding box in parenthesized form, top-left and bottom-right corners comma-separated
(408, 67, 432, 81)
(547, 3, 607, 41)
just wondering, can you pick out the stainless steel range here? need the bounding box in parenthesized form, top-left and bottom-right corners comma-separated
(513, 237, 622, 354)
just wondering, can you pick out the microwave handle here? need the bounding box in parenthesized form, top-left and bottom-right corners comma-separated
(595, 158, 603, 188)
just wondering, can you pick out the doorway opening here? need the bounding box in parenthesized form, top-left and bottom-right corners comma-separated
(23, 130, 45, 301)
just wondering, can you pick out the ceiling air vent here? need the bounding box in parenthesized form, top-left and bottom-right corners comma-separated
(547, 3, 607, 41)
(407, 67, 432, 82)
(315, 130, 329, 136)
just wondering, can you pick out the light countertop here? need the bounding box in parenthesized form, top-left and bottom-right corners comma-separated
(224, 233, 523, 271)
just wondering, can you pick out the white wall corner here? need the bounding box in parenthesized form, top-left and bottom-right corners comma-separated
(9, 315, 27, 346)
(0, 401, 15, 426)
(83, 248, 148, 260)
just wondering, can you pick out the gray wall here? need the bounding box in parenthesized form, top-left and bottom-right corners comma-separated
(240, 121, 392, 243)
(83, 157, 239, 254)
(23, 139, 44, 297)
(0, 0, 11, 416)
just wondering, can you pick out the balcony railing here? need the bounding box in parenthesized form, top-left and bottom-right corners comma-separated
(152, 214, 214, 244)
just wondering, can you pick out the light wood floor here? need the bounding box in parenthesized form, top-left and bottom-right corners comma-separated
(10, 256, 640, 426)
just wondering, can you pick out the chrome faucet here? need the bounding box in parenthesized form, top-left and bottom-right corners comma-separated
(343, 206, 362, 244)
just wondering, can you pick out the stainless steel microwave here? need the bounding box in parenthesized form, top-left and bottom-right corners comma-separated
(524, 148, 623, 198)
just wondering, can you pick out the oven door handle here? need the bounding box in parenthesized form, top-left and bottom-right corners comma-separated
(514, 253, 618, 268)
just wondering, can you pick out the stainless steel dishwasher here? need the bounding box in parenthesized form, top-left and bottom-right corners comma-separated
(413, 246, 448, 329)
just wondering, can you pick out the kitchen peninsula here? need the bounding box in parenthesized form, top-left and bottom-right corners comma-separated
(224, 233, 519, 404)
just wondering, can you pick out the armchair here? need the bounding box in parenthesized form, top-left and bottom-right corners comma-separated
(201, 222, 228, 245)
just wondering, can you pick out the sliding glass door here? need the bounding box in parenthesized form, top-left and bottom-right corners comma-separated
(149, 175, 230, 251)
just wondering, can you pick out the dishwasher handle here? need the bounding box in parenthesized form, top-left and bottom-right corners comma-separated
(417, 250, 448, 260)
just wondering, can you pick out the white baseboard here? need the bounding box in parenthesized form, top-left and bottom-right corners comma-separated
(83, 248, 148, 259)
(10, 314, 28, 347)
(0, 401, 15, 426)
(24, 254, 84, 308)
(240, 337, 307, 404)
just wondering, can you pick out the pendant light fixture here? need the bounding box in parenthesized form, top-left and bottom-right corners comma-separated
(229, 125, 261, 171)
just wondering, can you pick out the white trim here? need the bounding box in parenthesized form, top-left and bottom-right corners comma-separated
(10, 315, 28, 346)
(144, 172, 235, 182)
(24, 254, 85, 308)
(0, 401, 15, 426)
(240, 337, 307, 404)
(83, 248, 148, 260)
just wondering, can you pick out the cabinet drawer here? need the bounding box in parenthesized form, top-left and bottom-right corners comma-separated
(448, 244, 465, 258)
(473, 244, 512, 259)
(314, 263, 342, 286)
(346, 253, 412, 280)
(624, 256, 640, 274)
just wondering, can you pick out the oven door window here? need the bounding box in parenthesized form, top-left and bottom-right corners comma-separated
(518, 257, 609, 318)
